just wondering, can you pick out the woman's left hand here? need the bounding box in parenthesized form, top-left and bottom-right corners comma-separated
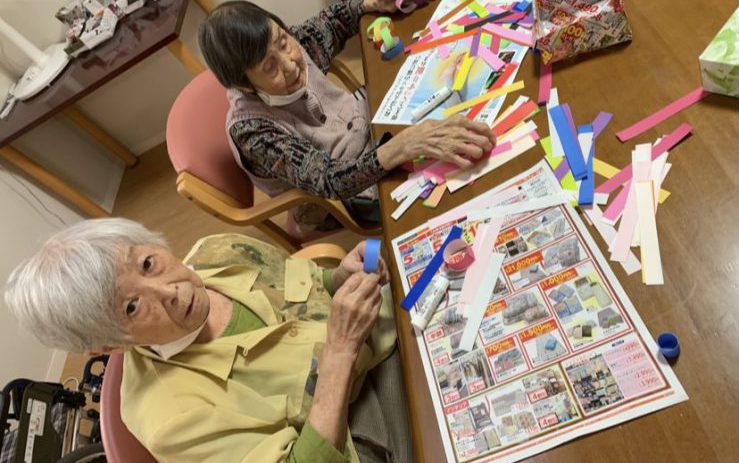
(363, 0, 399, 14)
(332, 241, 389, 290)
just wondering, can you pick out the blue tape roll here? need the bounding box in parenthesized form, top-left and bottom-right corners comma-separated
(657, 332, 680, 359)
(364, 239, 382, 273)
(381, 38, 405, 60)
(401, 226, 463, 311)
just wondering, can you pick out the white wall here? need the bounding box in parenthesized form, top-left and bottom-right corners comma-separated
(0, 163, 83, 386)
(0, 0, 342, 384)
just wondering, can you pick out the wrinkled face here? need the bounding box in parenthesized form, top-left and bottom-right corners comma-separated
(114, 244, 209, 346)
(244, 21, 306, 95)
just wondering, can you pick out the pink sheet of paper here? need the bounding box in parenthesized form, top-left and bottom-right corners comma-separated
(610, 183, 638, 262)
(616, 87, 708, 142)
(458, 218, 504, 307)
(595, 123, 691, 194)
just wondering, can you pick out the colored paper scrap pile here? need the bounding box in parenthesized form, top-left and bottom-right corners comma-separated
(389, 0, 542, 220)
(533, 0, 633, 64)
(542, 86, 696, 284)
(700, 7, 739, 98)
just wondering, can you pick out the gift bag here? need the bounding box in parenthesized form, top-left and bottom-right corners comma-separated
(534, 0, 633, 64)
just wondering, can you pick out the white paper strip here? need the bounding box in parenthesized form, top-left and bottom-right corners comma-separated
(390, 173, 424, 201)
(459, 252, 505, 352)
(391, 183, 425, 220)
(467, 191, 572, 222)
(583, 206, 641, 275)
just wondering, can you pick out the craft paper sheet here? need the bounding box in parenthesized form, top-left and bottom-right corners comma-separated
(390, 160, 687, 463)
(373, 0, 528, 126)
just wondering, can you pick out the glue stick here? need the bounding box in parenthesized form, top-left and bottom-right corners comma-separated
(411, 87, 453, 122)
(411, 276, 450, 331)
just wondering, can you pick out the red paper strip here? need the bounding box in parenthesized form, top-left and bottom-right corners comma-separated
(492, 100, 538, 137)
(466, 63, 518, 121)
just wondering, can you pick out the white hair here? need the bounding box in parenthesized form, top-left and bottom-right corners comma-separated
(4, 218, 168, 352)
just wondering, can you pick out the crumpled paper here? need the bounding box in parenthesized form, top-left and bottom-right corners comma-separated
(534, 0, 633, 64)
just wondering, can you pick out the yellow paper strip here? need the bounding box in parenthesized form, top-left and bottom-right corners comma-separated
(468, 0, 489, 17)
(443, 81, 525, 117)
(452, 53, 475, 92)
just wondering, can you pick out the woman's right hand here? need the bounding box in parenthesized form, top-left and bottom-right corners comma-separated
(326, 272, 382, 357)
(377, 115, 496, 170)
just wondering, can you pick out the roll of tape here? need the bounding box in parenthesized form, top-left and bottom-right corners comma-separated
(379, 26, 398, 50)
(443, 238, 475, 272)
(396, 0, 418, 13)
(364, 239, 382, 273)
(381, 38, 405, 60)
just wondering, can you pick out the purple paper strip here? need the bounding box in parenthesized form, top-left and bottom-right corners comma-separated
(554, 158, 570, 181)
(419, 182, 436, 199)
(592, 112, 613, 139)
(470, 30, 481, 56)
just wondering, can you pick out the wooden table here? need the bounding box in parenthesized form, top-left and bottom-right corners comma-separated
(0, 0, 211, 217)
(360, 2, 739, 462)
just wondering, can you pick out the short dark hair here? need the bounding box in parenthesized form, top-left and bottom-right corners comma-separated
(198, 1, 289, 89)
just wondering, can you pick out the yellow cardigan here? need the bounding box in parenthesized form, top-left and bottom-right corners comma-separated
(119, 234, 397, 463)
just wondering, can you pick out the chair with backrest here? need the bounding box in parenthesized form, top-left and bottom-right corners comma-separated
(100, 243, 348, 462)
(166, 68, 380, 254)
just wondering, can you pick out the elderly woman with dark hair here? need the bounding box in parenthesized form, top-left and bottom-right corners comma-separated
(198, 0, 497, 231)
(5, 218, 412, 463)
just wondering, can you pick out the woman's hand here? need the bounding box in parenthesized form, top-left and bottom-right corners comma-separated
(377, 115, 497, 170)
(326, 272, 382, 356)
(332, 241, 389, 291)
(362, 0, 399, 14)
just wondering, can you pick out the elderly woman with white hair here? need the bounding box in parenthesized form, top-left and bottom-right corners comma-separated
(4, 218, 412, 463)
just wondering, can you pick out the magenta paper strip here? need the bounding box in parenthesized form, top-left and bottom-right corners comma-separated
(616, 87, 708, 142)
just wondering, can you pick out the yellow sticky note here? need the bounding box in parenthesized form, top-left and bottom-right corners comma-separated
(452, 53, 475, 91)
(284, 258, 313, 303)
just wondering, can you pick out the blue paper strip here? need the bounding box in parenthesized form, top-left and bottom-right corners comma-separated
(550, 104, 587, 180)
(400, 226, 462, 311)
(577, 124, 594, 206)
(364, 239, 382, 273)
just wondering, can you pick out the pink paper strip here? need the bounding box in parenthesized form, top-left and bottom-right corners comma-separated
(595, 123, 691, 194)
(610, 183, 638, 262)
(602, 181, 630, 224)
(479, 45, 506, 70)
(616, 87, 708, 142)
(482, 23, 534, 47)
(429, 21, 451, 58)
(458, 218, 504, 306)
(537, 60, 552, 105)
(423, 142, 513, 182)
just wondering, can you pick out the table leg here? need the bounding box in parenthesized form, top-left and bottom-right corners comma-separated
(168, 39, 207, 75)
(193, 0, 216, 13)
(61, 106, 138, 167)
(0, 145, 109, 218)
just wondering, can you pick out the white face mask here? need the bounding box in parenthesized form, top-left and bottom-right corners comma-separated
(255, 66, 309, 107)
(256, 85, 307, 107)
(149, 320, 207, 360)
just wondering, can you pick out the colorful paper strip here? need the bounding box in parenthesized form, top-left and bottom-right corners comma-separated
(443, 81, 525, 117)
(550, 104, 587, 180)
(616, 87, 708, 142)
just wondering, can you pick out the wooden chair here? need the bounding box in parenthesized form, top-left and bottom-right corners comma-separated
(166, 69, 381, 253)
(100, 243, 347, 462)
